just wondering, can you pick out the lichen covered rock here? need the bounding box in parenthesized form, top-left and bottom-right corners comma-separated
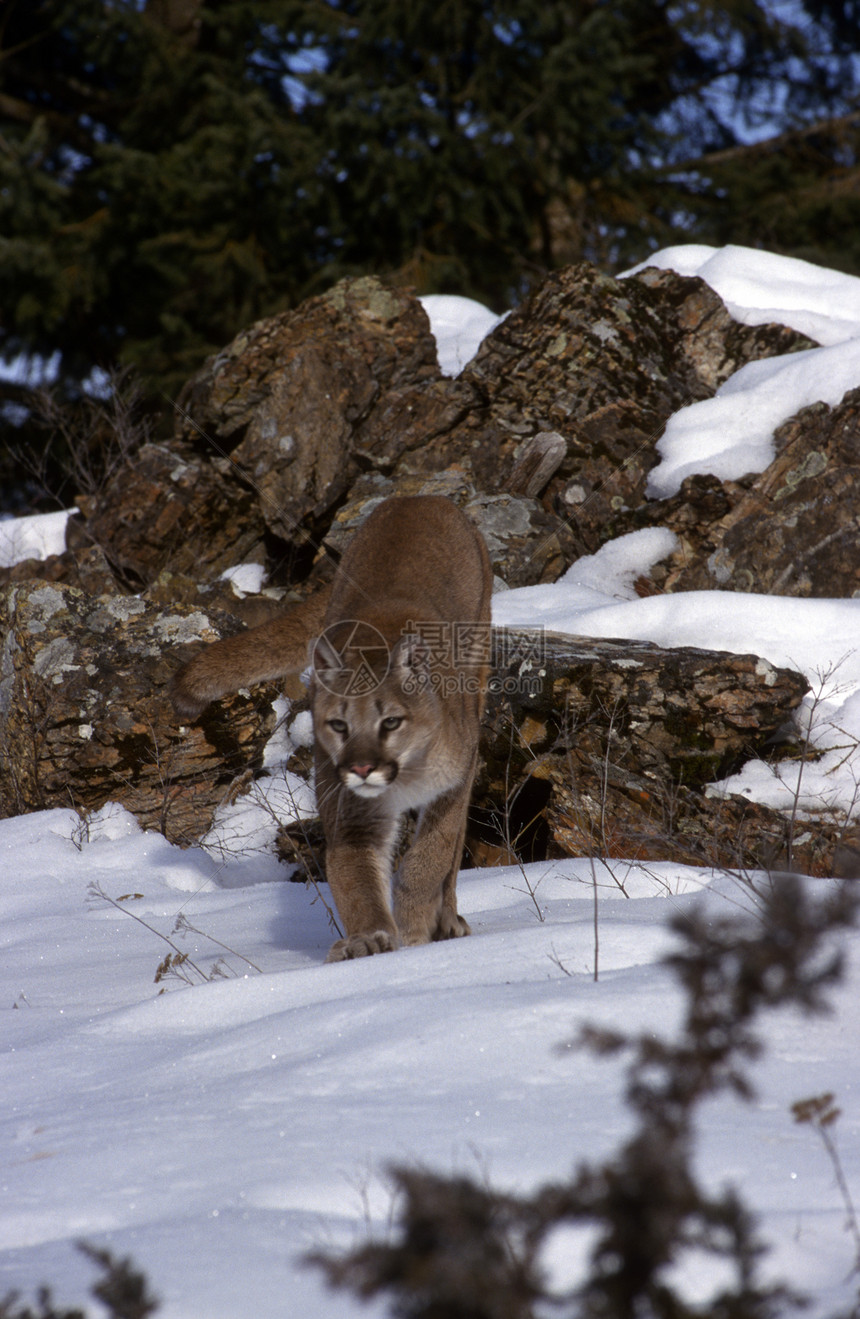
(0, 581, 276, 841)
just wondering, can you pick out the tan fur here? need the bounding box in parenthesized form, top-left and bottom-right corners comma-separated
(170, 588, 333, 719)
(171, 496, 492, 963)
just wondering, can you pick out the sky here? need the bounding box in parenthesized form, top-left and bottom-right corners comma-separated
(2, 244, 860, 1319)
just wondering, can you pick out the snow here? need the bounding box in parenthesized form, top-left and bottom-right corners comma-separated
(419, 293, 504, 375)
(0, 508, 75, 567)
(219, 563, 268, 596)
(3, 810, 858, 1316)
(3, 245, 860, 1317)
(645, 338, 860, 497)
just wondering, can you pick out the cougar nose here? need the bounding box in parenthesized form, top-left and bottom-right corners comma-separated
(350, 762, 374, 779)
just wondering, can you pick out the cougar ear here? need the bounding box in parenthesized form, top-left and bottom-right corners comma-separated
(392, 632, 430, 679)
(307, 633, 345, 696)
(308, 627, 342, 670)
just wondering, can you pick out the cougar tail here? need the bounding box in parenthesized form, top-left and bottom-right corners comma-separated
(170, 586, 331, 719)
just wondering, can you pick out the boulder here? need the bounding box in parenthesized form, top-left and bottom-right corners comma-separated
(1, 258, 847, 880)
(0, 575, 816, 871)
(468, 629, 830, 875)
(388, 263, 811, 564)
(0, 543, 120, 596)
(271, 628, 822, 879)
(0, 580, 277, 842)
(70, 442, 267, 589)
(319, 471, 576, 588)
(653, 387, 860, 597)
(72, 263, 807, 595)
(174, 276, 440, 546)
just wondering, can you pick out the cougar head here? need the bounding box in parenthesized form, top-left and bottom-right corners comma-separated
(310, 628, 436, 801)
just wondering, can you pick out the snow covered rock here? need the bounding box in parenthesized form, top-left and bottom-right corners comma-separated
(654, 386, 860, 598)
(3, 247, 856, 872)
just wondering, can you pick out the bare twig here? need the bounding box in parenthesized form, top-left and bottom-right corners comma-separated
(86, 881, 261, 987)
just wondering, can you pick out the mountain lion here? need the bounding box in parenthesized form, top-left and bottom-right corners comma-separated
(171, 495, 492, 962)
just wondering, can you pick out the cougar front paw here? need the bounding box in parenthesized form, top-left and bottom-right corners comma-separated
(325, 930, 399, 963)
(433, 910, 471, 941)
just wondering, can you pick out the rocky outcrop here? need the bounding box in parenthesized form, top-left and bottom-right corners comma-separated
(69, 443, 268, 589)
(427, 265, 810, 563)
(55, 263, 813, 597)
(1, 256, 854, 877)
(650, 387, 860, 597)
(318, 472, 577, 588)
(275, 629, 835, 878)
(0, 580, 277, 841)
(476, 631, 823, 875)
(175, 277, 441, 546)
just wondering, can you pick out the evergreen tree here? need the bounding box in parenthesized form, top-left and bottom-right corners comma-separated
(1, 0, 858, 410)
(0, 0, 319, 398)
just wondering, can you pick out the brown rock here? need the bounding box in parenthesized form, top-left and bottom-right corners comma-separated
(633, 265, 813, 392)
(72, 443, 267, 589)
(352, 378, 474, 471)
(175, 276, 440, 544)
(657, 387, 860, 597)
(387, 263, 811, 561)
(269, 627, 825, 880)
(160, 263, 810, 591)
(143, 568, 290, 629)
(470, 629, 818, 873)
(0, 543, 119, 596)
(0, 257, 839, 882)
(504, 431, 567, 498)
(0, 580, 277, 841)
(319, 470, 576, 587)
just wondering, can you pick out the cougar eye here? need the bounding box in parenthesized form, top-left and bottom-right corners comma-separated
(327, 718, 348, 735)
(380, 716, 403, 732)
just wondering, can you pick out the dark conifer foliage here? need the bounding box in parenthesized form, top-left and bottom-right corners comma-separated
(1, 0, 859, 402)
(0, 0, 319, 397)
